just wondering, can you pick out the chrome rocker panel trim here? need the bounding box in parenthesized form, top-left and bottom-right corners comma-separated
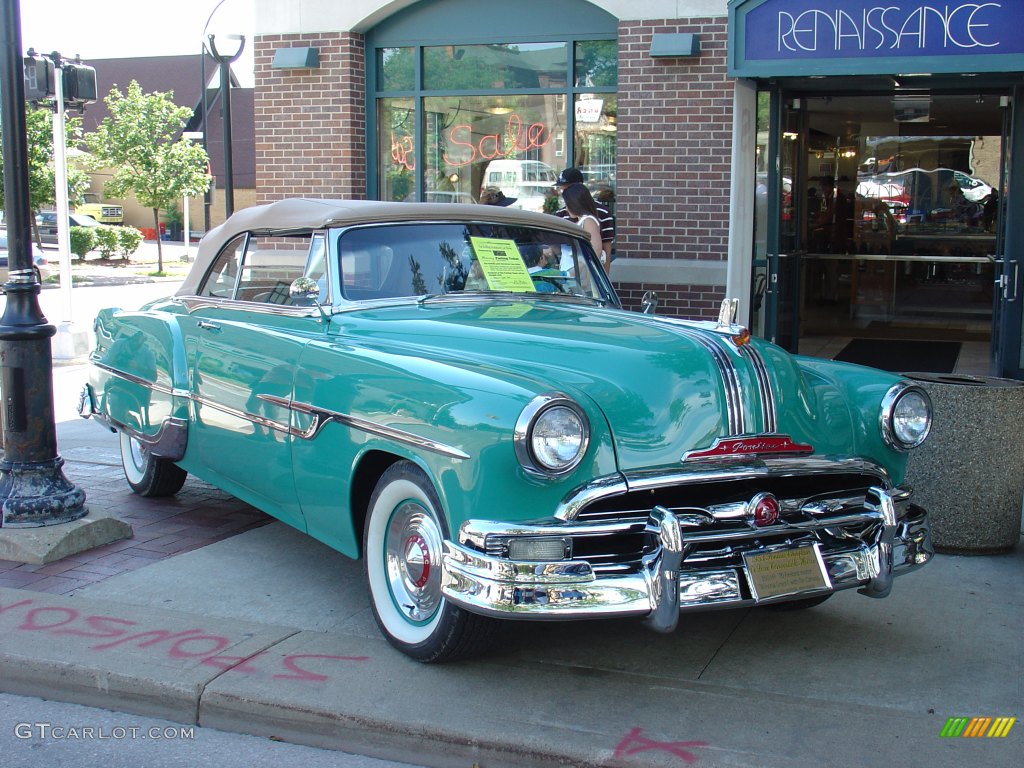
(441, 487, 932, 630)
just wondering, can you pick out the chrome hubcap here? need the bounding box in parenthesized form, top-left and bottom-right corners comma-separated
(129, 437, 146, 470)
(384, 502, 443, 623)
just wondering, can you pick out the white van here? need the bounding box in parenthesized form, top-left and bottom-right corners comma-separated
(481, 159, 557, 212)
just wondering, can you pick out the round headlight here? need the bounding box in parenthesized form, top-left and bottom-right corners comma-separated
(881, 385, 932, 450)
(532, 406, 585, 470)
(514, 394, 590, 476)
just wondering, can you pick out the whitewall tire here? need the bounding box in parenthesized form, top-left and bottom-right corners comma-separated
(363, 460, 496, 662)
(119, 431, 187, 497)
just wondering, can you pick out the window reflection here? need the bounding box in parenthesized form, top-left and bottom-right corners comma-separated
(424, 95, 563, 211)
(379, 99, 416, 202)
(424, 43, 567, 90)
(573, 95, 617, 211)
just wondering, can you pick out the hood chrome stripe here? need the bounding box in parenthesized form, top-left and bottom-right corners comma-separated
(618, 314, 747, 435)
(739, 344, 777, 434)
(677, 329, 745, 435)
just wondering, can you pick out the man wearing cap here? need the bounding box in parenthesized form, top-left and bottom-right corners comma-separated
(553, 168, 615, 263)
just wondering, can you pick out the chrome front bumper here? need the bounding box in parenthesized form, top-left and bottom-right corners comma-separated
(441, 487, 933, 631)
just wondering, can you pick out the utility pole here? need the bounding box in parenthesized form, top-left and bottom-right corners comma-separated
(0, 0, 86, 527)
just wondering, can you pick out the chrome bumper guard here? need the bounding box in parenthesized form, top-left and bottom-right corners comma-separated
(441, 486, 933, 630)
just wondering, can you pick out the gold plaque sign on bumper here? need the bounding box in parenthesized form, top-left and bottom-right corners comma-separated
(743, 545, 832, 602)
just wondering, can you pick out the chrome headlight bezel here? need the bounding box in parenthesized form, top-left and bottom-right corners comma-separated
(514, 393, 590, 477)
(880, 383, 932, 451)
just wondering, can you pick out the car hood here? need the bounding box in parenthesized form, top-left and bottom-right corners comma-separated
(333, 300, 836, 471)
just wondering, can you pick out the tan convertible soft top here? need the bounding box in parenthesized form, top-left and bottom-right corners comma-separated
(176, 198, 588, 296)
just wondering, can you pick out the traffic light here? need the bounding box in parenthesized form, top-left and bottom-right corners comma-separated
(62, 62, 97, 103)
(23, 51, 55, 100)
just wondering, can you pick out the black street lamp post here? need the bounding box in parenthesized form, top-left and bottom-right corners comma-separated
(0, 0, 87, 527)
(206, 33, 244, 219)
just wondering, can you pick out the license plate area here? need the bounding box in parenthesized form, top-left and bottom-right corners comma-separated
(742, 545, 832, 602)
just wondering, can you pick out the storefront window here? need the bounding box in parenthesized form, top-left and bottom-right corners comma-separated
(424, 95, 562, 210)
(424, 43, 567, 90)
(573, 95, 616, 210)
(574, 40, 616, 87)
(378, 48, 414, 91)
(373, 33, 615, 205)
(379, 98, 416, 202)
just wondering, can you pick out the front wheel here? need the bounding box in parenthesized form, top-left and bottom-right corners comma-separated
(363, 461, 497, 662)
(119, 431, 187, 497)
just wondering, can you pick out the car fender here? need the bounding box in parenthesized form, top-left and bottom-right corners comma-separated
(89, 307, 189, 448)
(290, 337, 617, 558)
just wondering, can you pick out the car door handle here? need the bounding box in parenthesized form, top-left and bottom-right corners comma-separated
(196, 320, 221, 332)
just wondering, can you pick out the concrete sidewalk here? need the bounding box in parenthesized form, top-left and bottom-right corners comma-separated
(0, 416, 1021, 767)
(2, 537, 1020, 766)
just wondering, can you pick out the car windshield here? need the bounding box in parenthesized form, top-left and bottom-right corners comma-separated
(335, 222, 612, 303)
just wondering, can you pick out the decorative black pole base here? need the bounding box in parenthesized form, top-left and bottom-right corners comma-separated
(0, 324, 88, 529)
(0, 457, 88, 528)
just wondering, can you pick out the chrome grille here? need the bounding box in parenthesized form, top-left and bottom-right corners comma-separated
(573, 472, 883, 574)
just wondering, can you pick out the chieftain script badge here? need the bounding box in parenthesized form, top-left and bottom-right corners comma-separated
(683, 435, 814, 461)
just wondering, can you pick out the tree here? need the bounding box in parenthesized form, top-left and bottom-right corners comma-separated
(83, 81, 210, 271)
(0, 105, 90, 246)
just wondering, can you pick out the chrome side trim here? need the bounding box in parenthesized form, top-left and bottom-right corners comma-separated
(94, 363, 466, 459)
(178, 296, 325, 318)
(197, 395, 292, 434)
(92, 361, 176, 397)
(739, 343, 777, 434)
(258, 394, 470, 460)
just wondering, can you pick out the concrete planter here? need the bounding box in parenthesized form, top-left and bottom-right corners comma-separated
(903, 373, 1024, 554)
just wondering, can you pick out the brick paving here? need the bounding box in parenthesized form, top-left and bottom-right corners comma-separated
(0, 457, 271, 595)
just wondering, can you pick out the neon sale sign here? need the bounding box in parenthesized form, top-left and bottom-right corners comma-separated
(443, 114, 552, 167)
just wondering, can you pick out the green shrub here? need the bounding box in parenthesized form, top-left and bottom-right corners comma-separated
(116, 226, 143, 259)
(69, 226, 96, 260)
(93, 226, 120, 259)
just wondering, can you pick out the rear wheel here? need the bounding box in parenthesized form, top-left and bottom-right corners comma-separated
(363, 460, 497, 662)
(119, 431, 187, 497)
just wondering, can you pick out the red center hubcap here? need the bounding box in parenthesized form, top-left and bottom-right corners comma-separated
(404, 534, 432, 588)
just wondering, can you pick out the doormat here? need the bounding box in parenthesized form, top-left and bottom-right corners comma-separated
(865, 321, 990, 343)
(833, 339, 961, 373)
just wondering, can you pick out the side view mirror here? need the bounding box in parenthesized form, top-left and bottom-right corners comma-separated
(289, 276, 321, 306)
(641, 290, 659, 315)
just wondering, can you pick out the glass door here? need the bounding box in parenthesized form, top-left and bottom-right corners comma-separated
(761, 88, 1008, 374)
(998, 86, 1024, 379)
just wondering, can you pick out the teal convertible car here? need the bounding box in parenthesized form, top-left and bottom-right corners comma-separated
(81, 199, 934, 662)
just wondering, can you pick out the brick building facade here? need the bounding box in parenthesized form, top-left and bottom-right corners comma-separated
(252, 0, 736, 320)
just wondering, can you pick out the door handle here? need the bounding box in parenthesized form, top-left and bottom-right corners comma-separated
(196, 320, 221, 331)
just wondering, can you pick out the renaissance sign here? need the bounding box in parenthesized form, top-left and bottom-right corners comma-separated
(730, 0, 1024, 75)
